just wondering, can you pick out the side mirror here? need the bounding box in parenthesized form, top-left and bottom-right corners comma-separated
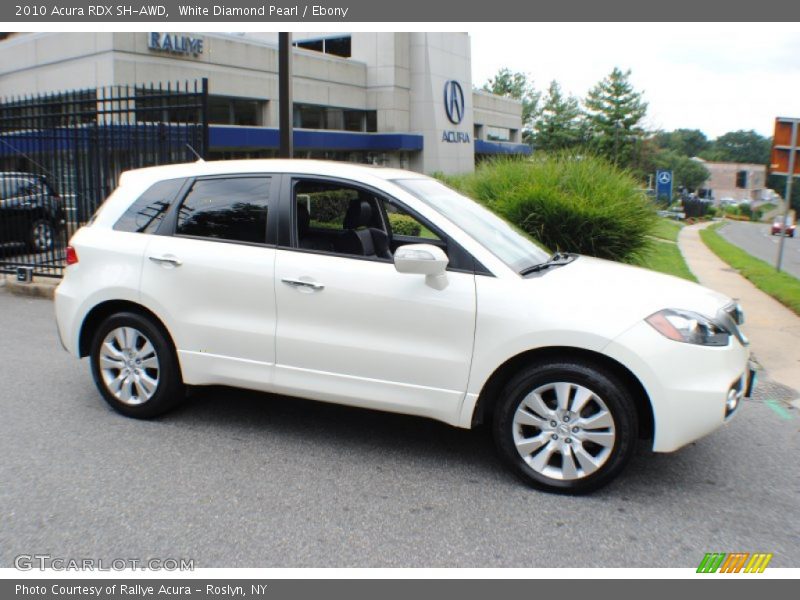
(393, 244, 449, 290)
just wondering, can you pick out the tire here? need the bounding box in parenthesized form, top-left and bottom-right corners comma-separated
(89, 311, 184, 418)
(492, 359, 638, 494)
(28, 219, 55, 253)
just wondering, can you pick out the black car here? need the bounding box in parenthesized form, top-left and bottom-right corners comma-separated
(0, 172, 66, 252)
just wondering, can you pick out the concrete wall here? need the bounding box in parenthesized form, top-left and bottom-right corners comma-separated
(352, 32, 411, 134)
(408, 32, 475, 174)
(473, 90, 522, 142)
(702, 160, 768, 202)
(0, 32, 116, 94)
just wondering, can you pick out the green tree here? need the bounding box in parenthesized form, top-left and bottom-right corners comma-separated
(701, 130, 771, 164)
(482, 68, 540, 143)
(653, 129, 709, 157)
(584, 67, 648, 167)
(533, 80, 585, 151)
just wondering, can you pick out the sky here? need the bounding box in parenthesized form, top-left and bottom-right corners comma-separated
(469, 23, 800, 140)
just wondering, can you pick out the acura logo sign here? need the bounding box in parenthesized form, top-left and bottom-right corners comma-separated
(443, 80, 465, 125)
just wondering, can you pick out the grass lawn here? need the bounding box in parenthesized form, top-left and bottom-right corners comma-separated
(650, 218, 683, 243)
(634, 238, 697, 282)
(700, 223, 800, 315)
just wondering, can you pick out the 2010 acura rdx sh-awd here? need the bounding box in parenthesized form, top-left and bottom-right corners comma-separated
(54, 160, 754, 493)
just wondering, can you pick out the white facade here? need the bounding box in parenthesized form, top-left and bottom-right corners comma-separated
(0, 32, 527, 174)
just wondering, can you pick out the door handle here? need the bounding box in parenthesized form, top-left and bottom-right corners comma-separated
(281, 278, 325, 291)
(149, 255, 182, 267)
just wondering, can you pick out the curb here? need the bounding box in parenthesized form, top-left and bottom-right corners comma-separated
(0, 274, 57, 300)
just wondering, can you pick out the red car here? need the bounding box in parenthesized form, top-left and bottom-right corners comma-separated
(771, 218, 796, 237)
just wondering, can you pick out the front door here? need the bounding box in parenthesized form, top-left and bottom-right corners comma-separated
(273, 177, 477, 425)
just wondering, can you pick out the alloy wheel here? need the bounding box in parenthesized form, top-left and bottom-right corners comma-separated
(98, 326, 160, 405)
(511, 381, 616, 481)
(31, 221, 54, 252)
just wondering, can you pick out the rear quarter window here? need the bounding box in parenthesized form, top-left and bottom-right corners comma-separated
(113, 178, 185, 234)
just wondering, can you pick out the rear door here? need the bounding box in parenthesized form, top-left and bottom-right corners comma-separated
(140, 175, 278, 389)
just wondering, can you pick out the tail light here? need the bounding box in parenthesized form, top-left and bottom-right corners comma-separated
(66, 246, 78, 266)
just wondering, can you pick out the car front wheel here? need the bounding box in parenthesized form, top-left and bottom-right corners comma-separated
(29, 219, 55, 252)
(89, 312, 184, 418)
(493, 360, 638, 494)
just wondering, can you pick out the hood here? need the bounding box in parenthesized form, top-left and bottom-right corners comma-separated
(525, 255, 733, 326)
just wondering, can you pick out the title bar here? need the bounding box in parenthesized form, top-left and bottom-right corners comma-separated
(3, 0, 800, 22)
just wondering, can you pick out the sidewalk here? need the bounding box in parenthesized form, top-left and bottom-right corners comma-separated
(0, 273, 57, 299)
(678, 222, 800, 397)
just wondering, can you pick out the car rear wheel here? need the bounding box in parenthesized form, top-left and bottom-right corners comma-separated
(89, 312, 184, 418)
(29, 219, 55, 252)
(493, 360, 638, 494)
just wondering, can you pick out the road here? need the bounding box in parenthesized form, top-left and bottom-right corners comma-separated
(717, 220, 800, 279)
(1, 292, 799, 568)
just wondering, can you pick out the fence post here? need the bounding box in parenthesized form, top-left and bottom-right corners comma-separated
(201, 77, 209, 160)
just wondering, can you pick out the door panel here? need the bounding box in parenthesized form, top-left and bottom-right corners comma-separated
(140, 236, 277, 387)
(273, 249, 477, 424)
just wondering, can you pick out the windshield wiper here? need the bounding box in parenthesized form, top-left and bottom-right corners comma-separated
(519, 252, 577, 276)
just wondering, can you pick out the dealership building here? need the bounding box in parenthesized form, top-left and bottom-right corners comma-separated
(0, 32, 529, 174)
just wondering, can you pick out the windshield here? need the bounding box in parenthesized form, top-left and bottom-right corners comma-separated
(392, 178, 550, 272)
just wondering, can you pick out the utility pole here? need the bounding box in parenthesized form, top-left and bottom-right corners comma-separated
(278, 32, 293, 158)
(773, 118, 799, 273)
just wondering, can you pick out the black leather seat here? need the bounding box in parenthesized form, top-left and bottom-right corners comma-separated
(335, 199, 392, 259)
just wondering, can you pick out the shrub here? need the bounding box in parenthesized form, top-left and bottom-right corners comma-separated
(388, 213, 421, 236)
(443, 155, 657, 263)
(738, 203, 753, 219)
(304, 189, 357, 224)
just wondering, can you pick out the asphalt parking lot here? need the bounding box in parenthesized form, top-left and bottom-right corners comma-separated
(717, 220, 800, 279)
(1, 291, 799, 568)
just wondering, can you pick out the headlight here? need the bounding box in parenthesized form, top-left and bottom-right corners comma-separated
(645, 309, 731, 346)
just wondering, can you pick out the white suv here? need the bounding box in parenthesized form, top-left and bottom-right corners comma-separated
(54, 160, 753, 494)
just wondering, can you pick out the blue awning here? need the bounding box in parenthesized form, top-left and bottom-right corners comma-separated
(210, 125, 424, 152)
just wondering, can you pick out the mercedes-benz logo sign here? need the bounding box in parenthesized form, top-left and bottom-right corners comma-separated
(444, 80, 465, 125)
(658, 171, 672, 184)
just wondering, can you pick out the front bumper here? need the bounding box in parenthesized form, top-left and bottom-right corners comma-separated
(603, 320, 752, 452)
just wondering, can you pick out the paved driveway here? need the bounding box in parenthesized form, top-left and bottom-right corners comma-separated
(717, 221, 800, 279)
(1, 292, 798, 568)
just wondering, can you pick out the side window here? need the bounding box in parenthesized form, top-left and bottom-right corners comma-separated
(114, 178, 185, 234)
(16, 178, 40, 196)
(0, 177, 23, 200)
(291, 178, 446, 262)
(382, 200, 441, 241)
(176, 177, 270, 244)
(294, 180, 382, 255)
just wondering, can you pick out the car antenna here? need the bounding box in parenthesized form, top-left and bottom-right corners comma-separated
(186, 144, 205, 162)
(0, 138, 55, 178)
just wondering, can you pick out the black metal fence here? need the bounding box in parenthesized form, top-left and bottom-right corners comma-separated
(0, 79, 208, 278)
